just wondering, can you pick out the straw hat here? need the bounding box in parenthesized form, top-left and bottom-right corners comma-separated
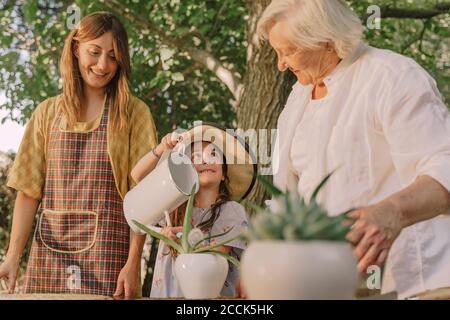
(177, 121, 257, 201)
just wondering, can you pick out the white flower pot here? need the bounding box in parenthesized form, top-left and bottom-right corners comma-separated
(241, 241, 358, 300)
(175, 253, 229, 299)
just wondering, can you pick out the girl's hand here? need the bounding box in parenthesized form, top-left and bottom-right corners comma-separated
(0, 255, 20, 293)
(161, 226, 183, 241)
(155, 132, 186, 156)
(131, 131, 187, 183)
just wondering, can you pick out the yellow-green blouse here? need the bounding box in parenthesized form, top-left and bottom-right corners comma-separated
(7, 94, 158, 200)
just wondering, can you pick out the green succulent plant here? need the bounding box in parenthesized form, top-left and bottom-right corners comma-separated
(133, 185, 240, 267)
(245, 173, 352, 242)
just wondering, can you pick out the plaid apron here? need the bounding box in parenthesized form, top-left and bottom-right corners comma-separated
(23, 99, 130, 295)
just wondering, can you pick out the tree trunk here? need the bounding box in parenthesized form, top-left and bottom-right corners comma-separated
(236, 0, 296, 213)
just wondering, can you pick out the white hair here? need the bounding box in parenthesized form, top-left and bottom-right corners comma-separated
(257, 0, 364, 58)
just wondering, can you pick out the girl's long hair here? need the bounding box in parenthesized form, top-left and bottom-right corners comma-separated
(167, 145, 231, 257)
(59, 11, 131, 130)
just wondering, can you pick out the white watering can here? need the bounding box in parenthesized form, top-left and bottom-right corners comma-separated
(123, 149, 199, 234)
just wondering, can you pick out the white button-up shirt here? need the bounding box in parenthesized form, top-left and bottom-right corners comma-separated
(272, 42, 450, 299)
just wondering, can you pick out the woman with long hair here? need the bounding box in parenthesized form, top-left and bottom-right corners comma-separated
(0, 12, 157, 298)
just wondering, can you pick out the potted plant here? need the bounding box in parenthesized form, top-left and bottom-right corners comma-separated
(133, 185, 240, 299)
(240, 174, 358, 300)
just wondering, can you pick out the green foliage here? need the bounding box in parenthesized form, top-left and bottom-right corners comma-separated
(1, 0, 244, 133)
(0, 0, 64, 123)
(0, 152, 16, 261)
(348, 0, 449, 104)
(1, 1, 447, 133)
(0, 152, 35, 288)
(246, 174, 351, 242)
(133, 185, 241, 267)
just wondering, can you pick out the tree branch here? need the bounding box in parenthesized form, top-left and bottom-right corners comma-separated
(363, 2, 450, 21)
(382, 3, 450, 19)
(207, 0, 229, 38)
(400, 19, 429, 54)
(102, 0, 243, 103)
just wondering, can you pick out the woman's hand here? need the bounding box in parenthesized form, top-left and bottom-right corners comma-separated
(346, 200, 404, 273)
(0, 255, 20, 293)
(113, 261, 140, 299)
(161, 226, 183, 241)
(0, 191, 37, 293)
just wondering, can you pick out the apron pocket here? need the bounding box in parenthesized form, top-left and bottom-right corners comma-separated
(39, 209, 98, 254)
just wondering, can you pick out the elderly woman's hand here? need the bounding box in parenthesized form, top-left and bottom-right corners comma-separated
(346, 200, 405, 273)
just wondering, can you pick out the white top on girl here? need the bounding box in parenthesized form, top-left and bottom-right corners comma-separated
(150, 201, 249, 298)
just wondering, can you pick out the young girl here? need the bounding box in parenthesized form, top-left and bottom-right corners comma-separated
(0, 12, 157, 298)
(131, 124, 256, 298)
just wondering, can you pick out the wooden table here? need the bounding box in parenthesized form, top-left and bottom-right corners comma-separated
(0, 293, 113, 300)
(1, 288, 449, 300)
(0, 292, 240, 300)
(407, 287, 450, 300)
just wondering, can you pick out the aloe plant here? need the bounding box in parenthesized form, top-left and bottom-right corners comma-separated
(133, 185, 240, 267)
(245, 173, 352, 242)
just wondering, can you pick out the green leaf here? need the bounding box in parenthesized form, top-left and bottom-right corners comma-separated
(284, 192, 292, 215)
(303, 219, 337, 240)
(160, 47, 175, 61)
(171, 72, 184, 82)
(23, 0, 38, 25)
(132, 220, 184, 253)
(191, 226, 234, 250)
(192, 235, 242, 253)
(241, 199, 264, 212)
(200, 250, 241, 268)
(256, 175, 282, 196)
(174, 26, 190, 36)
(310, 172, 333, 202)
(182, 184, 197, 253)
(161, 81, 171, 92)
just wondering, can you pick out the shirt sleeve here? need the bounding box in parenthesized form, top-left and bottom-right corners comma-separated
(128, 98, 158, 188)
(209, 202, 249, 250)
(7, 100, 48, 200)
(377, 65, 450, 192)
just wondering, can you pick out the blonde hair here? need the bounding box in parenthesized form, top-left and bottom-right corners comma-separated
(60, 11, 131, 130)
(257, 0, 364, 58)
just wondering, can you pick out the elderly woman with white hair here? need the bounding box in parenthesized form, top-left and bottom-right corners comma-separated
(258, 0, 450, 299)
